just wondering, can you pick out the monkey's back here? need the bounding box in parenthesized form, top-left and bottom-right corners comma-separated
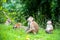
(31, 21, 39, 32)
(15, 23, 21, 28)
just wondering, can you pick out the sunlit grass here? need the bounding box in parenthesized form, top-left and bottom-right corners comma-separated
(0, 24, 60, 40)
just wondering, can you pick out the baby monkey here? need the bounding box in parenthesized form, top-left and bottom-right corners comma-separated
(45, 20, 53, 34)
(13, 22, 28, 30)
(5, 18, 11, 25)
(13, 23, 22, 29)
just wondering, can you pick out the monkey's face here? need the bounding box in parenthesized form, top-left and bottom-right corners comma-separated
(47, 21, 52, 25)
(27, 16, 34, 22)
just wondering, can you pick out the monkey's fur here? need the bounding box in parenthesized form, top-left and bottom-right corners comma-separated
(26, 16, 39, 34)
(45, 20, 53, 34)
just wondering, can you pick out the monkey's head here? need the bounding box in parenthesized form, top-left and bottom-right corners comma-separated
(27, 16, 34, 22)
(13, 23, 22, 29)
(7, 18, 11, 23)
(47, 20, 52, 25)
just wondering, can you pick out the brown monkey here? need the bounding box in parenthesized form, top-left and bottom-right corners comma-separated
(13, 22, 27, 30)
(13, 23, 22, 29)
(26, 16, 39, 34)
(45, 20, 53, 34)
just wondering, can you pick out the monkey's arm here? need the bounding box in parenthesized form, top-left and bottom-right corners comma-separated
(26, 24, 35, 33)
(26, 28, 32, 33)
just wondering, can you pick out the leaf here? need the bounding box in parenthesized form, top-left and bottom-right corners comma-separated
(0, 6, 2, 10)
(2, 0, 6, 3)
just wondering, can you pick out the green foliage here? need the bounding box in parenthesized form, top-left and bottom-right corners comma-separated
(0, 11, 6, 23)
(0, 0, 60, 28)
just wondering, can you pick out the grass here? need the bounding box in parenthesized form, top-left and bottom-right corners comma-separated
(0, 24, 60, 40)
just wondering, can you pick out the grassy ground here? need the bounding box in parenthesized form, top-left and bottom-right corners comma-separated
(0, 24, 60, 40)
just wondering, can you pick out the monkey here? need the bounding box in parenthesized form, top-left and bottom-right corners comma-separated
(5, 18, 11, 25)
(26, 16, 39, 34)
(13, 22, 28, 30)
(45, 20, 53, 34)
(13, 23, 22, 29)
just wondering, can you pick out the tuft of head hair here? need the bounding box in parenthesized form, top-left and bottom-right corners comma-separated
(27, 16, 34, 22)
(47, 20, 52, 25)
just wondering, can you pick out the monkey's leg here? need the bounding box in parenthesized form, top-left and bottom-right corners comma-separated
(32, 30, 36, 34)
(26, 29, 33, 33)
(25, 27, 30, 31)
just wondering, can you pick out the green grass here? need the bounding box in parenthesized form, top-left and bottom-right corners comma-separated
(0, 24, 60, 40)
